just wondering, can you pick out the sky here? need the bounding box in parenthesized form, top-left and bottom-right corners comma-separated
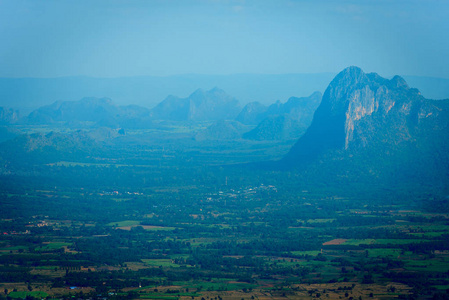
(1, 0, 448, 79)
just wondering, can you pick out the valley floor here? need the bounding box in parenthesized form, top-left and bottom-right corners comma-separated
(0, 123, 448, 300)
(1, 183, 449, 300)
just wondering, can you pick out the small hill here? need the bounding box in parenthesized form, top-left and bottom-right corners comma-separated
(194, 120, 246, 141)
(0, 128, 124, 166)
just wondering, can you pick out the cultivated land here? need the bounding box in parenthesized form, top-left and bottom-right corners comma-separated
(1, 123, 449, 300)
(2, 184, 449, 300)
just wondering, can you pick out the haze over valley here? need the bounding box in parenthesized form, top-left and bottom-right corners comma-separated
(1, 1, 449, 299)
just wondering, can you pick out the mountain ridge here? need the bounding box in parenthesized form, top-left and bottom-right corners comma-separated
(26, 97, 152, 128)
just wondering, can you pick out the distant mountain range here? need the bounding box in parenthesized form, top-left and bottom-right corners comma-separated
(23, 88, 243, 126)
(14, 89, 322, 147)
(280, 66, 449, 189)
(26, 97, 153, 128)
(20, 87, 322, 143)
(0, 74, 334, 111)
(1, 73, 448, 112)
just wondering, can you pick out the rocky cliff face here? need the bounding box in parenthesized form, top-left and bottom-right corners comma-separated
(282, 67, 449, 174)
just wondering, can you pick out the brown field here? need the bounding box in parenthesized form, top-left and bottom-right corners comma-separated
(323, 238, 348, 245)
(117, 225, 173, 231)
(171, 281, 412, 300)
(63, 246, 78, 253)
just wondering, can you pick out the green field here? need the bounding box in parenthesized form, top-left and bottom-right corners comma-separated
(142, 226, 176, 231)
(367, 248, 403, 257)
(36, 242, 72, 250)
(8, 291, 49, 299)
(176, 280, 258, 291)
(291, 250, 323, 256)
(141, 259, 182, 268)
(306, 218, 336, 223)
(107, 220, 141, 227)
(343, 239, 425, 246)
(404, 259, 449, 272)
(138, 295, 182, 299)
(0, 246, 27, 251)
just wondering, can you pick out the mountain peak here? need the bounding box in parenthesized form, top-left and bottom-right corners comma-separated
(209, 87, 224, 93)
(331, 66, 366, 86)
(189, 87, 228, 100)
(190, 88, 206, 97)
(152, 88, 241, 121)
(341, 65, 364, 76)
(282, 67, 432, 167)
(390, 75, 409, 89)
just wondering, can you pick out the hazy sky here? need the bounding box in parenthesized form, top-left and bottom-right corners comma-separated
(1, 0, 448, 78)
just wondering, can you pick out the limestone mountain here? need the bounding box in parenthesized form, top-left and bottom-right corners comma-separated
(281, 66, 449, 188)
(243, 92, 322, 140)
(151, 88, 241, 121)
(235, 102, 268, 125)
(243, 115, 306, 141)
(265, 91, 322, 122)
(237, 92, 321, 126)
